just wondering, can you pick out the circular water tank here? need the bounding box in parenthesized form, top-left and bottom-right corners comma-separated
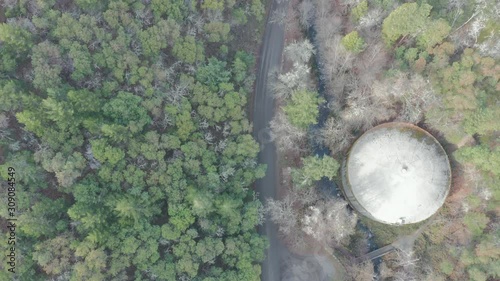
(341, 122, 451, 225)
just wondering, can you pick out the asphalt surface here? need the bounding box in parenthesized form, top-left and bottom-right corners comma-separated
(282, 254, 337, 281)
(252, 0, 289, 280)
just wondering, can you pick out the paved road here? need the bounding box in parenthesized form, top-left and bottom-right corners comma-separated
(282, 254, 337, 281)
(252, 0, 289, 280)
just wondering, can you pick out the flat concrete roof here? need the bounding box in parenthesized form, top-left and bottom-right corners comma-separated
(342, 122, 451, 225)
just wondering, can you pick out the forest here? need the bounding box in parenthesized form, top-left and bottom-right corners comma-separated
(266, 0, 499, 280)
(0, 0, 268, 280)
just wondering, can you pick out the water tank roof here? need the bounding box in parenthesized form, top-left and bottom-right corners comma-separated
(342, 122, 451, 225)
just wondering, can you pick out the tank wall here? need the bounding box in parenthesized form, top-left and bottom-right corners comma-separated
(339, 122, 451, 225)
(340, 159, 376, 221)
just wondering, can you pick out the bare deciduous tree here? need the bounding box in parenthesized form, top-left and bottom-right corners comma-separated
(398, 75, 438, 123)
(284, 40, 315, 64)
(302, 198, 358, 246)
(269, 39, 315, 99)
(84, 144, 101, 170)
(346, 261, 376, 281)
(298, 0, 315, 28)
(355, 42, 387, 87)
(266, 194, 299, 235)
(2, 0, 18, 9)
(315, 35, 354, 100)
(269, 8, 288, 25)
(320, 117, 354, 155)
(270, 111, 307, 152)
(313, 0, 335, 20)
(0, 114, 9, 129)
(269, 63, 311, 99)
(383, 249, 421, 281)
(266, 188, 319, 252)
(368, 72, 437, 125)
(359, 8, 385, 29)
(341, 85, 394, 131)
(266, 185, 358, 253)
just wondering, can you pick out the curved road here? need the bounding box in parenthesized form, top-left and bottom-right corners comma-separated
(252, 0, 289, 280)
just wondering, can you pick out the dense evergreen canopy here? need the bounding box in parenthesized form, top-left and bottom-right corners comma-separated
(0, 0, 267, 280)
